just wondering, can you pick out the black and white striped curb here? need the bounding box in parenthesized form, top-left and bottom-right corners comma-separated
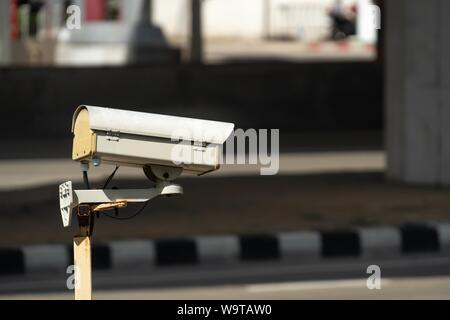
(1, 222, 450, 276)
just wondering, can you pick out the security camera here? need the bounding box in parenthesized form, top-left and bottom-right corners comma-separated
(72, 105, 235, 180)
(59, 105, 235, 228)
(63, 103, 236, 301)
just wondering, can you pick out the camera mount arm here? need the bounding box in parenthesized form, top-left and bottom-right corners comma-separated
(59, 181, 183, 228)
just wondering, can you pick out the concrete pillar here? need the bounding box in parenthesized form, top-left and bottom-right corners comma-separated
(0, 1, 11, 64)
(386, 0, 450, 185)
(441, 1, 450, 183)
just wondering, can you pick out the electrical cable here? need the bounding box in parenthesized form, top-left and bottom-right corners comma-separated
(103, 166, 119, 189)
(97, 166, 149, 221)
(102, 201, 149, 221)
(83, 171, 91, 189)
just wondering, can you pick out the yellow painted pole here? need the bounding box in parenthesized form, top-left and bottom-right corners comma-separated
(74, 234, 92, 300)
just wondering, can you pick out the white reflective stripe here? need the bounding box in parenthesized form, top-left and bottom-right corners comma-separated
(110, 240, 155, 269)
(435, 223, 450, 253)
(22, 245, 69, 273)
(196, 236, 240, 263)
(278, 231, 321, 259)
(358, 227, 401, 257)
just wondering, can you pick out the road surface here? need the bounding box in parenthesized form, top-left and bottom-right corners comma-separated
(1, 255, 450, 300)
(3, 276, 450, 300)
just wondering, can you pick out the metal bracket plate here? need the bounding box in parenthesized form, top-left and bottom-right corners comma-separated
(59, 181, 74, 227)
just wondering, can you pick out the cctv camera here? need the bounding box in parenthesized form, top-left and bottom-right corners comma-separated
(71, 105, 235, 179)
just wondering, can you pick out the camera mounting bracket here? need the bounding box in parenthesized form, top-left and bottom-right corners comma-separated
(59, 181, 183, 228)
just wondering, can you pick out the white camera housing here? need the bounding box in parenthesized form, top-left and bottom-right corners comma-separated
(72, 105, 234, 177)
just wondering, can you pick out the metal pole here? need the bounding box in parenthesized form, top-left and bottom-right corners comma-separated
(123, 0, 151, 24)
(138, 0, 153, 25)
(190, 0, 203, 64)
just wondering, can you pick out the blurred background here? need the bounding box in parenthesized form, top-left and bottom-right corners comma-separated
(1, 0, 450, 300)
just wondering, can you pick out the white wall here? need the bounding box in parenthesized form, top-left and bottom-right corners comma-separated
(203, 0, 265, 38)
(154, 0, 265, 38)
(153, 0, 359, 41)
(153, 0, 189, 37)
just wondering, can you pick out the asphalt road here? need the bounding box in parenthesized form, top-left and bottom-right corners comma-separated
(4, 276, 450, 300)
(1, 255, 450, 300)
